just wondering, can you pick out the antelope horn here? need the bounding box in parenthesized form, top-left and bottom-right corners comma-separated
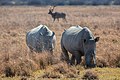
(51, 6, 56, 11)
(49, 6, 52, 10)
(52, 6, 56, 9)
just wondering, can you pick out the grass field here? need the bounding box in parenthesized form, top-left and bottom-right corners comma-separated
(0, 6, 120, 80)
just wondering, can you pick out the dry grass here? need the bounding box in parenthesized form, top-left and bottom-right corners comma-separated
(0, 6, 120, 79)
(41, 62, 80, 78)
(82, 70, 99, 80)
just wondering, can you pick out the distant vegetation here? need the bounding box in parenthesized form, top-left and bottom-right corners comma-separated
(0, 0, 120, 5)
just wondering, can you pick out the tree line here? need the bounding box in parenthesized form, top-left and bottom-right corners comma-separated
(0, 0, 120, 5)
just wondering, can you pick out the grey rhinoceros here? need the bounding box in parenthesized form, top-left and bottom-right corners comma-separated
(61, 26, 99, 67)
(26, 25, 56, 53)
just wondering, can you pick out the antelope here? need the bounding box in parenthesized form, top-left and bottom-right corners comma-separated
(48, 6, 67, 22)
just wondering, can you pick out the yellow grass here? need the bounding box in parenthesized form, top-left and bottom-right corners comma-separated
(0, 6, 120, 79)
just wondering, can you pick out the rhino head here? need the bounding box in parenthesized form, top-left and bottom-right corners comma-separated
(83, 37, 99, 68)
(43, 32, 56, 53)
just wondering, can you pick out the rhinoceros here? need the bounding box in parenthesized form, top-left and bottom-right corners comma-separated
(61, 26, 99, 67)
(26, 25, 56, 53)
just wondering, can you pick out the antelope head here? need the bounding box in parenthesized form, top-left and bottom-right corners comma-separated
(48, 6, 56, 14)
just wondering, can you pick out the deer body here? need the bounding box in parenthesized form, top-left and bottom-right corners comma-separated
(48, 6, 67, 22)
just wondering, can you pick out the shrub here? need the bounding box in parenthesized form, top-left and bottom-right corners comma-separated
(30, 52, 60, 69)
(82, 70, 99, 80)
(96, 57, 109, 68)
(41, 62, 79, 78)
(4, 66, 15, 77)
(114, 54, 120, 68)
(42, 72, 61, 78)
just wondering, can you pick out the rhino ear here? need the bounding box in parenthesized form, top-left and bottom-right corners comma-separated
(95, 37, 100, 42)
(52, 32, 55, 37)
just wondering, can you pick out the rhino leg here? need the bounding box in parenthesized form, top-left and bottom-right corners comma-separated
(74, 52, 82, 65)
(61, 46, 69, 64)
(70, 55, 75, 65)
